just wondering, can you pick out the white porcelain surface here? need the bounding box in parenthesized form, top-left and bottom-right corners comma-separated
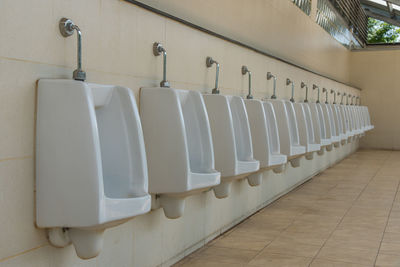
(36, 79, 151, 259)
(308, 103, 331, 148)
(266, 99, 306, 161)
(321, 103, 340, 146)
(140, 87, 220, 217)
(294, 103, 321, 157)
(203, 94, 259, 197)
(244, 99, 287, 185)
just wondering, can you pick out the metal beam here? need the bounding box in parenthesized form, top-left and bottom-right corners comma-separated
(386, 0, 400, 7)
(364, 10, 400, 27)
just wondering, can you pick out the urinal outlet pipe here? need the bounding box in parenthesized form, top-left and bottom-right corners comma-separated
(322, 88, 329, 104)
(59, 18, 86, 81)
(267, 72, 277, 99)
(153, 42, 170, 88)
(287, 78, 295, 102)
(206, 57, 220, 94)
(301, 82, 308, 103)
(331, 89, 336, 104)
(242, 66, 253, 99)
(313, 84, 320, 103)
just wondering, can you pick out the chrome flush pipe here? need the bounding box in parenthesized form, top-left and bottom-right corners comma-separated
(331, 89, 336, 104)
(287, 78, 295, 102)
(347, 94, 351, 105)
(322, 88, 329, 104)
(301, 82, 308, 103)
(206, 57, 220, 94)
(351, 95, 356, 105)
(153, 42, 170, 88)
(59, 18, 86, 81)
(267, 72, 277, 99)
(356, 96, 360, 105)
(313, 84, 320, 103)
(242, 66, 252, 99)
(341, 93, 346, 105)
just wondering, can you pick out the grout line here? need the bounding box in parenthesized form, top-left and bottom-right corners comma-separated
(308, 151, 391, 266)
(373, 152, 400, 266)
(0, 244, 47, 263)
(0, 155, 32, 163)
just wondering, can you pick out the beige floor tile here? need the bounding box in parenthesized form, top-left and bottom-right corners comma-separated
(383, 232, 400, 243)
(380, 242, 400, 256)
(262, 236, 321, 258)
(310, 259, 372, 267)
(375, 253, 400, 267)
(247, 252, 312, 267)
(190, 246, 258, 264)
(316, 246, 377, 265)
(211, 233, 271, 251)
(278, 229, 330, 246)
(179, 258, 244, 267)
(386, 218, 400, 233)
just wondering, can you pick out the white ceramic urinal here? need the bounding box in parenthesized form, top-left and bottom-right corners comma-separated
(334, 104, 348, 145)
(362, 106, 374, 131)
(244, 99, 287, 186)
(294, 103, 321, 160)
(140, 87, 220, 218)
(36, 79, 151, 259)
(203, 94, 259, 198)
(308, 103, 331, 155)
(321, 103, 340, 148)
(266, 100, 306, 167)
(329, 104, 343, 147)
(343, 105, 356, 142)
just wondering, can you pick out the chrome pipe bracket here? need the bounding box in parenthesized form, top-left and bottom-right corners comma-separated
(59, 18, 86, 81)
(287, 78, 295, 102)
(267, 72, 277, 99)
(322, 88, 329, 104)
(242, 66, 252, 99)
(153, 42, 170, 88)
(331, 89, 336, 104)
(301, 82, 308, 103)
(206, 57, 220, 94)
(313, 84, 320, 103)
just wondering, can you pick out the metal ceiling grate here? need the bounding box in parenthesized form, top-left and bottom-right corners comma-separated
(292, 0, 312, 16)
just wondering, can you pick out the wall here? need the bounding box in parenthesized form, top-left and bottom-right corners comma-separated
(350, 50, 400, 149)
(136, 0, 353, 84)
(0, 0, 360, 266)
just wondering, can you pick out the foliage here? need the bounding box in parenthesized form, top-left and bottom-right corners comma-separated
(367, 17, 400, 44)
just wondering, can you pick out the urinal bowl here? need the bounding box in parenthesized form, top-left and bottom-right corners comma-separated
(267, 100, 306, 168)
(36, 80, 151, 259)
(140, 88, 221, 218)
(203, 94, 259, 198)
(244, 99, 287, 186)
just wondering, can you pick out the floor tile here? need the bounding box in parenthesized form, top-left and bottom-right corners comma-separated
(375, 253, 400, 267)
(316, 246, 377, 265)
(262, 236, 321, 258)
(247, 252, 312, 267)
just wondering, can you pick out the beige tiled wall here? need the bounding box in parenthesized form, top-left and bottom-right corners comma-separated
(350, 50, 399, 150)
(0, 0, 360, 266)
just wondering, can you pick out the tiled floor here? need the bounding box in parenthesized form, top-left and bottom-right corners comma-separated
(174, 150, 400, 267)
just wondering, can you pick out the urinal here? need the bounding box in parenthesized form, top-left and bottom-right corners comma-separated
(329, 104, 343, 147)
(203, 94, 259, 197)
(293, 103, 321, 160)
(266, 99, 306, 167)
(309, 103, 332, 154)
(343, 105, 356, 142)
(335, 104, 348, 145)
(140, 87, 220, 218)
(244, 99, 287, 186)
(322, 103, 340, 147)
(36, 79, 151, 259)
(362, 106, 374, 131)
(350, 105, 363, 138)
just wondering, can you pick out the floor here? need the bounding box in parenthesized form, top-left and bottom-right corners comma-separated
(174, 150, 400, 267)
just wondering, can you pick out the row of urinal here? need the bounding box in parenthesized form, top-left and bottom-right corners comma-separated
(35, 19, 373, 260)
